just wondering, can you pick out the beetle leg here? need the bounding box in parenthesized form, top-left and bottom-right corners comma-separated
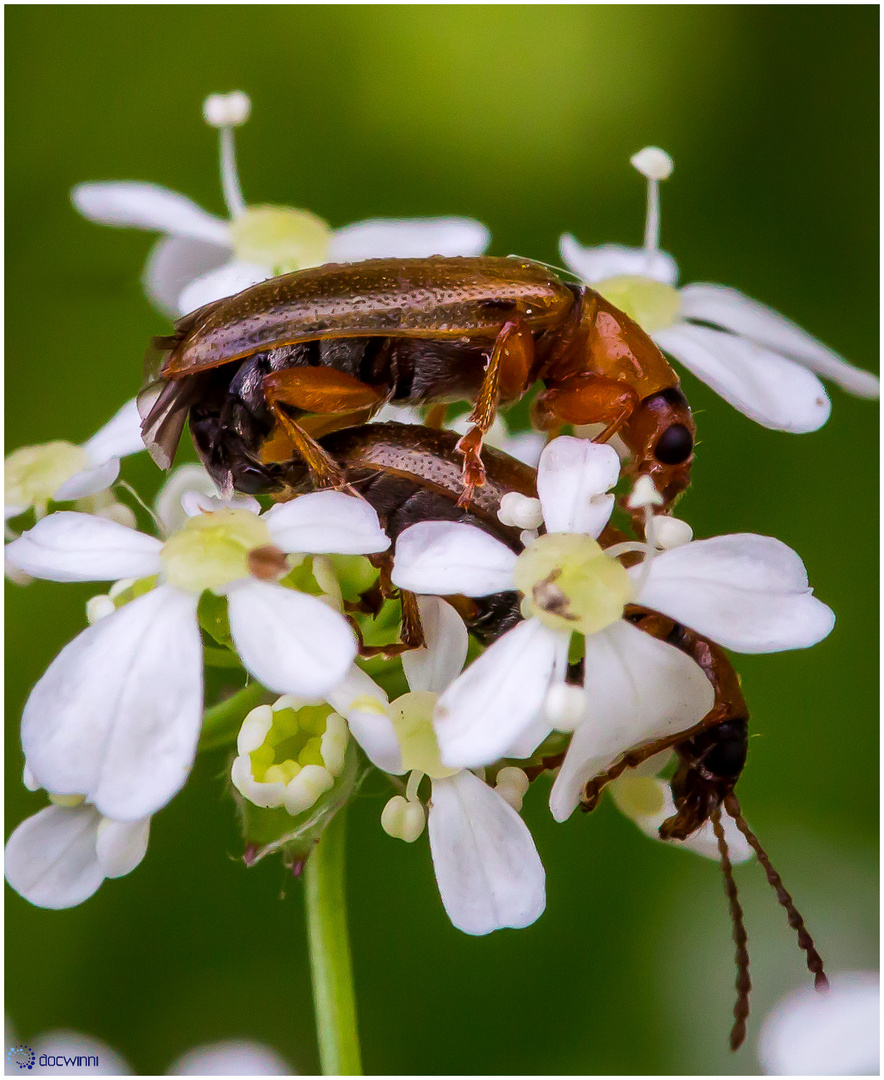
(265, 401, 348, 489)
(533, 374, 639, 442)
(351, 585, 426, 658)
(456, 319, 534, 506)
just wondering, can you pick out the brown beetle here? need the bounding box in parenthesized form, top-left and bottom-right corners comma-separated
(141, 256, 695, 518)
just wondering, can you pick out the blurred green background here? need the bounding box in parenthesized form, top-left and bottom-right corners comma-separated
(6, 5, 878, 1075)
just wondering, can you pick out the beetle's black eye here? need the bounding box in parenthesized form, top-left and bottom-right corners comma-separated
(704, 736, 748, 780)
(655, 424, 693, 464)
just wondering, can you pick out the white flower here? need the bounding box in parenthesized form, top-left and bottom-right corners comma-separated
(390, 436, 834, 823)
(153, 461, 259, 536)
(758, 970, 879, 1075)
(232, 696, 349, 816)
(5, 399, 144, 521)
(607, 751, 752, 862)
(72, 91, 490, 317)
(331, 596, 546, 936)
(5, 490, 389, 821)
(4, 798, 150, 910)
(559, 147, 879, 433)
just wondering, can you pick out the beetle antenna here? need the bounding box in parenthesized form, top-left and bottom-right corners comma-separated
(724, 793, 829, 992)
(711, 809, 752, 1051)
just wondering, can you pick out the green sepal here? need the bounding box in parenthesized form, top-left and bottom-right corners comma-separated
(197, 591, 234, 649)
(235, 741, 368, 869)
(325, 553, 379, 603)
(111, 575, 159, 609)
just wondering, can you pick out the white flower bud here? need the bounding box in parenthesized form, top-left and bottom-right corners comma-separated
(203, 91, 251, 128)
(495, 766, 530, 812)
(86, 594, 116, 624)
(544, 683, 586, 729)
(627, 474, 664, 509)
(381, 795, 426, 842)
(630, 146, 674, 181)
(498, 492, 544, 530)
(647, 514, 693, 550)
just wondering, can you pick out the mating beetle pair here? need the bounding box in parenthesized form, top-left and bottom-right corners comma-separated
(141, 256, 824, 1051)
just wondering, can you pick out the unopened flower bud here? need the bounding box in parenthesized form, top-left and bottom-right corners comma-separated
(495, 766, 530, 812)
(631, 146, 674, 181)
(544, 683, 586, 729)
(86, 594, 116, 624)
(381, 795, 426, 842)
(498, 492, 544, 530)
(647, 514, 693, 549)
(203, 91, 251, 128)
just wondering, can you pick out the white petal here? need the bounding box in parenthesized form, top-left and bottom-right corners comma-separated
(81, 397, 147, 464)
(328, 669, 402, 774)
(264, 490, 389, 555)
(30, 1031, 132, 1075)
(52, 459, 121, 502)
(71, 181, 230, 244)
(654, 323, 831, 432)
(496, 430, 546, 468)
(144, 234, 234, 318)
(228, 580, 356, 696)
(435, 620, 565, 768)
(559, 234, 679, 286)
(548, 621, 714, 822)
(177, 260, 269, 315)
(5, 512, 162, 582)
(22, 586, 203, 820)
(629, 780, 753, 862)
(329, 217, 490, 261)
(680, 283, 880, 398)
(4, 804, 105, 909)
(169, 1040, 293, 1076)
(428, 771, 545, 935)
(537, 436, 619, 536)
(95, 815, 151, 878)
(632, 534, 835, 653)
(392, 521, 517, 597)
(402, 596, 469, 694)
(759, 971, 880, 1076)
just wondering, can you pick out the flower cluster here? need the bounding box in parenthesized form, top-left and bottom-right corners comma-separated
(5, 94, 873, 1001)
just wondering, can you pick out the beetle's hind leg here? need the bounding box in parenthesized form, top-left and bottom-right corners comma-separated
(350, 556, 426, 658)
(456, 319, 534, 507)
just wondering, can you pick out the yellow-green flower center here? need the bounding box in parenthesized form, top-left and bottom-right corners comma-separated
(390, 691, 459, 780)
(513, 532, 632, 636)
(230, 205, 333, 275)
(610, 775, 667, 819)
(594, 275, 681, 333)
(5, 441, 89, 514)
(160, 508, 274, 594)
(249, 704, 345, 785)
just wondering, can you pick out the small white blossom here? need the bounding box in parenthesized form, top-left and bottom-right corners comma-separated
(758, 971, 879, 1075)
(5, 399, 144, 521)
(560, 147, 878, 433)
(73, 92, 490, 317)
(390, 436, 834, 824)
(5, 798, 150, 909)
(5, 490, 389, 821)
(332, 596, 546, 936)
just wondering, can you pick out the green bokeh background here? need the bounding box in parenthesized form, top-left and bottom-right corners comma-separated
(6, 6, 878, 1075)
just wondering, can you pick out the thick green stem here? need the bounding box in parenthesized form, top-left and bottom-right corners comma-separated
(305, 807, 362, 1075)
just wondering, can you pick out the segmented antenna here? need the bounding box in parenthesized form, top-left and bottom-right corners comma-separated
(724, 793, 829, 991)
(711, 809, 752, 1051)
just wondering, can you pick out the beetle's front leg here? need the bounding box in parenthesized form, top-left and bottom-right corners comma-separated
(456, 319, 535, 507)
(531, 374, 639, 442)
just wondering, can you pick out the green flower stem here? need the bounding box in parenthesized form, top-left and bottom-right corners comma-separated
(305, 806, 362, 1075)
(198, 681, 270, 752)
